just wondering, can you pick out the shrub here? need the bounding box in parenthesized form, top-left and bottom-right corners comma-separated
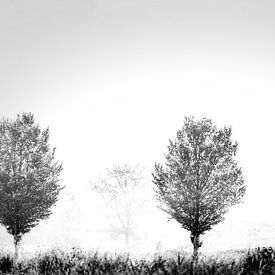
(242, 247, 275, 274)
(0, 255, 13, 274)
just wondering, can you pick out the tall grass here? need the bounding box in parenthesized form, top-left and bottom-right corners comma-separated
(0, 246, 274, 274)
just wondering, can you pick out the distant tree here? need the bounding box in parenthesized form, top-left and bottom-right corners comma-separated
(90, 164, 146, 246)
(0, 113, 63, 258)
(152, 117, 245, 261)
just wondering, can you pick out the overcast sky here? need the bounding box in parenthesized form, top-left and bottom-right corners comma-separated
(0, 0, 275, 252)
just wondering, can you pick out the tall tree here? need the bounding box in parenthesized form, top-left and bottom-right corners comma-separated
(152, 117, 245, 261)
(90, 164, 146, 246)
(0, 113, 63, 258)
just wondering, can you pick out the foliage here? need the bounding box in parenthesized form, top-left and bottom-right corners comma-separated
(0, 255, 13, 273)
(90, 164, 147, 245)
(0, 113, 63, 252)
(0, 247, 275, 274)
(242, 247, 275, 274)
(152, 117, 245, 259)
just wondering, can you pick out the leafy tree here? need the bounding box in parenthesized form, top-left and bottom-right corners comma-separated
(90, 164, 146, 246)
(0, 113, 63, 258)
(152, 117, 245, 261)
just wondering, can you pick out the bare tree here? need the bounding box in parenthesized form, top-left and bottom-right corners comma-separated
(90, 164, 147, 246)
(153, 117, 245, 262)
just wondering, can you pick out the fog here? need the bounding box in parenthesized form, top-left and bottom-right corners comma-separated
(0, 0, 275, 255)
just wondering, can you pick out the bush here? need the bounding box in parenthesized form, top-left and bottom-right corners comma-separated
(242, 247, 275, 274)
(0, 255, 13, 274)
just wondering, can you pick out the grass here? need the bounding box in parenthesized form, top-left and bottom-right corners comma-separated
(0, 246, 275, 274)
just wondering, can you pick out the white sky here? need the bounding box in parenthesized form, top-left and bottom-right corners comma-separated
(0, 0, 275, 252)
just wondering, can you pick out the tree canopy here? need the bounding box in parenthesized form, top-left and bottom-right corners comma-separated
(0, 113, 63, 256)
(152, 117, 245, 260)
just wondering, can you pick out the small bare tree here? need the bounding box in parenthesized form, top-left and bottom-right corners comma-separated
(90, 164, 146, 246)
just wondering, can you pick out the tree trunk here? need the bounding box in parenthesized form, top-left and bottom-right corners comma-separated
(125, 233, 129, 247)
(193, 235, 199, 263)
(13, 235, 21, 260)
(14, 239, 19, 260)
(191, 233, 201, 263)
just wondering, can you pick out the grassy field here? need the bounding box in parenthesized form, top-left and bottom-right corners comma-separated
(0, 246, 274, 274)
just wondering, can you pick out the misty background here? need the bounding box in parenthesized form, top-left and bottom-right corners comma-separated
(0, 0, 275, 254)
